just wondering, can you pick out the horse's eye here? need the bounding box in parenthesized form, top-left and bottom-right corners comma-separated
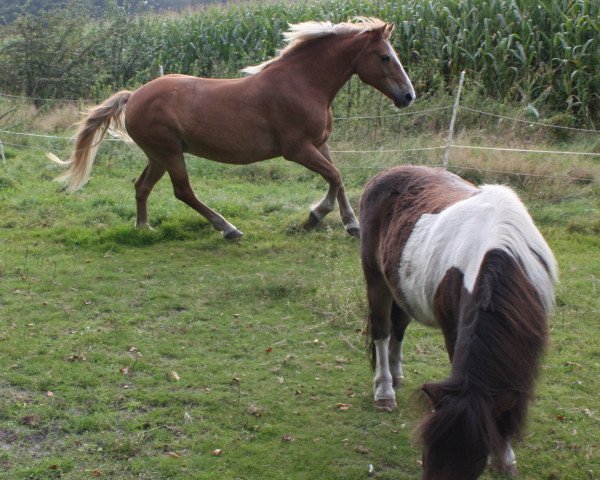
(380, 55, 391, 63)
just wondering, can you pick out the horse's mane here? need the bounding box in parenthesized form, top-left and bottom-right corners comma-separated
(242, 17, 388, 75)
(420, 247, 550, 460)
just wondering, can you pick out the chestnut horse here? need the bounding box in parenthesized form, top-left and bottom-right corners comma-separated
(48, 18, 414, 239)
(359, 166, 557, 479)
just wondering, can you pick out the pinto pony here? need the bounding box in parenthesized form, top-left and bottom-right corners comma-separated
(359, 166, 557, 479)
(48, 18, 414, 239)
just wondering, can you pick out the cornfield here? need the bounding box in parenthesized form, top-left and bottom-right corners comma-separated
(0, 0, 599, 124)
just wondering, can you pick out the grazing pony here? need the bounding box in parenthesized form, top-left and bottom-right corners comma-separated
(359, 165, 557, 479)
(48, 18, 414, 239)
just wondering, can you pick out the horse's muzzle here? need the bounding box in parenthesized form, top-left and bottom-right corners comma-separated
(393, 90, 415, 108)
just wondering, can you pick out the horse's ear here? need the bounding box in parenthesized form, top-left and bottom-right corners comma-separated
(370, 23, 388, 40)
(385, 22, 395, 36)
(494, 390, 519, 416)
(421, 382, 448, 408)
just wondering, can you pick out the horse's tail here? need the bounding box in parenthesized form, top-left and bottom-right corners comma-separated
(47, 90, 132, 191)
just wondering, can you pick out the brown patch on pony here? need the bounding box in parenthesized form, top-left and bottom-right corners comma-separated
(359, 165, 478, 313)
(419, 248, 549, 479)
(432, 267, 470, 362)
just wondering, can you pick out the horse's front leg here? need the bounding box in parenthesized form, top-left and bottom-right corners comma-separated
(317, 143, 359, 237)
(365, 276, 397, 411)
(284, 142, 358, 237)
(489, 441, 518, 477)
(389, 302, 411, 388)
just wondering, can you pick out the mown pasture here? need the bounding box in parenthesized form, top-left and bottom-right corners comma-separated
(0, 114, 598, 479)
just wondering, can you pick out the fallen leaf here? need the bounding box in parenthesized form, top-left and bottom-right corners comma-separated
(212, 449, 223, 456)
(66, 354, 86, 362)
(355, 445, 369, 453)
(48, 464, 60, 470)
(119, 367, 129, 375)
(167, 451, 181, 458)
(46, 391, 54, 397)
(129, 346, 138, 353)
(246, 404, 264, 418)
(184, 411, 192, 422)
(91, 468, 103, 477)
(337, 403, 352, 411)
(281, 433, 295, 442)
(265, 347, 272, 353)
(21, 414, 41, 427)
(169, 371, 180, 381)
(556, 414, 566, 421)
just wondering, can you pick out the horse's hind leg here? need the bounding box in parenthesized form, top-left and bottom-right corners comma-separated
(166, 155, 243, 239)
(389, 302, 411, 388)
(135, 160, 166, 228)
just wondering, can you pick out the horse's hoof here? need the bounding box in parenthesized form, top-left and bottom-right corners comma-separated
(346, 226, 360, 238)
(374, 398, 397, 412)
(392, 376, 404, 389)
(303, 211, 321, 229)
(223, 228, 243, 240)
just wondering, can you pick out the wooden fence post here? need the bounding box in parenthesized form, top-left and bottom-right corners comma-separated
(443, 70, 466, 169)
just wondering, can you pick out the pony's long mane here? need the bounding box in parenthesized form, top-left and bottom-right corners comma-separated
(420, 246, 551, 460)
(242, 17, 388, 75)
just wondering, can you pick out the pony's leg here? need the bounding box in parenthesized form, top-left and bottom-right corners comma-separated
(366, 274, 396, 411)
(134, 161, 166, 228)
(166, 155, 243, 239)
(285, 143, 356, 237)
(317, 143, 359, 237)
(489, 440, 518, 477)
(389, 302, 411, 388)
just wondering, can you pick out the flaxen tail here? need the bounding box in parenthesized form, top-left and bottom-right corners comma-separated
(47, 90, 132, 191)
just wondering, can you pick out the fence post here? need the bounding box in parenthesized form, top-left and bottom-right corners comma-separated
(0, 140, 5, 164)
(443, 70, 465, 169)
(159, 65, 164, 77)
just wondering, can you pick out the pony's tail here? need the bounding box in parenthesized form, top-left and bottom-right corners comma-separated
(47, 90, 132, 191)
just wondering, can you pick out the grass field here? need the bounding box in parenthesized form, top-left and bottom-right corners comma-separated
(0, 123, 599, 479)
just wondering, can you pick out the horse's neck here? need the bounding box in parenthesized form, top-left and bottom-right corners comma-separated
(278, 35, 364, 105)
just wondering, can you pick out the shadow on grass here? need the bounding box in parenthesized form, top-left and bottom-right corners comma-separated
(57, 217, 217, 249)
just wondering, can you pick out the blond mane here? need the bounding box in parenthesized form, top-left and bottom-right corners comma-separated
(242, 17, 388, 75)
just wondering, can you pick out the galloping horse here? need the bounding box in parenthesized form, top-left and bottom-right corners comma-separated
(359, 166, 557, 479)
(48, 18, 414, 239)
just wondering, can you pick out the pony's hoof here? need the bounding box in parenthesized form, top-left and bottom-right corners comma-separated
(374, 398, 397, 412)
(303, 211, 321, 229)
(346, 225, 360, 238)
(223, 228, 243, 240)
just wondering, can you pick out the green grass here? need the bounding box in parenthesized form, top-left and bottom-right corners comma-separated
(0, 134, 599, 480)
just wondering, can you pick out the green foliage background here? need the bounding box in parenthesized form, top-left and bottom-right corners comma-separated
(0, 0, 599, 124)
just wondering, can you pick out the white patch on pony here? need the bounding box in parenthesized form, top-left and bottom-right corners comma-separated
(373, 336, 395, 401)
(398, 185, 557, 326)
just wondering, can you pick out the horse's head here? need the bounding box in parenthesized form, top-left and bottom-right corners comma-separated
(354, 23, 415, 108)
(419, 383, 519, 480)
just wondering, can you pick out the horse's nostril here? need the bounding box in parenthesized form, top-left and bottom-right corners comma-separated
(405, 92, 414, 103)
